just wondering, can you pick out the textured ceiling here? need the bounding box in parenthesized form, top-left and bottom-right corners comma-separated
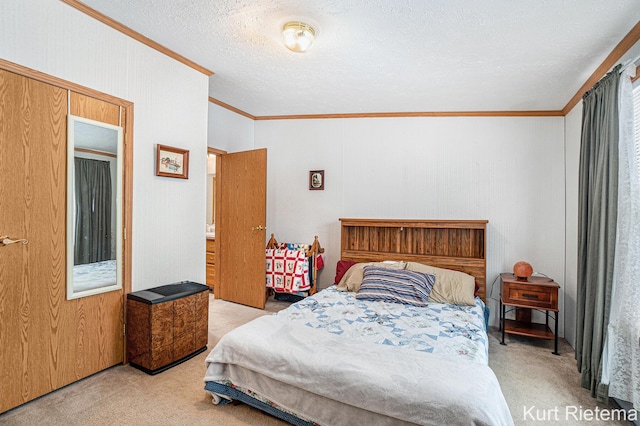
(79, 0, 640, 116)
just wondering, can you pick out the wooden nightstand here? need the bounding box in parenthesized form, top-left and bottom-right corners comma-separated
(499, 273, 560, 355)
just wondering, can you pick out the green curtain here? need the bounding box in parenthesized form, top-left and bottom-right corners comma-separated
(74, 157, 112, 265)
(575, 64, 620, 402)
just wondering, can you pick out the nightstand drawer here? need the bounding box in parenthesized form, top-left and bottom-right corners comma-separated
(503, 282, 558, 310)
(206, 253, 216, 265)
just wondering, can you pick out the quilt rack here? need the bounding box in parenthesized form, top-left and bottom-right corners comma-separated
(266, 234, 324, 297)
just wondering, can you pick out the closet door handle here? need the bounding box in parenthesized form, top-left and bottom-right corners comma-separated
(251, 226, 265, 231)
(1, 235, 29, 246)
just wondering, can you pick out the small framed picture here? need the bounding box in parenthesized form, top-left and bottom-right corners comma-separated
(156, 144, 189, 179)
(309, 170, 324, 190)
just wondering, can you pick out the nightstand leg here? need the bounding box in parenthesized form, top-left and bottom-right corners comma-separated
(552, 312, 559, 355)
(500, 301, 506, 346)
(546, 310, 549, 328)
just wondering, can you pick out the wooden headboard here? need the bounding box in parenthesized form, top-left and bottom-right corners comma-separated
(339, 218, 488, 301)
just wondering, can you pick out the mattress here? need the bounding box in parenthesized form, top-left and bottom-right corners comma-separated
(204, 286, 513, 425)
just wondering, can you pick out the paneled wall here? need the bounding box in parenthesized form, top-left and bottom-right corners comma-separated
(2, 0, 209, 291)
(208, 103, 255, 152)
(254, 116, 566, 331)
(563, 104, 582, 347)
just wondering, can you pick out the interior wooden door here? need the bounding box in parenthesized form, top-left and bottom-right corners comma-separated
(218, 148, 267, 309)
(0, 70, 123, 413)
(67, 92, 124, 377)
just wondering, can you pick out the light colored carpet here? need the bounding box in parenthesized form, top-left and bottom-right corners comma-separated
(488, 330, 630, 425)
(0, 294, 631, 425)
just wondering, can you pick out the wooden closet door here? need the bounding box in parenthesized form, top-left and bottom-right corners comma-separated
(0, 69, 70, 412)
(0, 70, 123, 413)
(218, 148, 267, 309)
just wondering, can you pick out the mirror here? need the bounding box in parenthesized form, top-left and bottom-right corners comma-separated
(67, 115, 123, 300)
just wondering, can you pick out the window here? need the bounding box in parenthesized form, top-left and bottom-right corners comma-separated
(609, 70, 640, 409)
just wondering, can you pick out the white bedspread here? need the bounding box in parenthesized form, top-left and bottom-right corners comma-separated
(205, 314, 513, 425)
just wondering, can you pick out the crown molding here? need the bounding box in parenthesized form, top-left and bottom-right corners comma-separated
(60, 0, 214, 76)
(562, 20, 640, 115)
(207, 98, 564, 120)
(253, 110, 564, 120)
(208, 97, 255, 120)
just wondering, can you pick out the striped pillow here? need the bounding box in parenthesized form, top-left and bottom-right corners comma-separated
(355, 266, 435, 306)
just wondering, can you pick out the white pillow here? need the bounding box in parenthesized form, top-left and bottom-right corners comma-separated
(405, 261, 476, 306)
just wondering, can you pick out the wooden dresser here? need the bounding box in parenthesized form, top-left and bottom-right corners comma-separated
(206, 238, 216, 292)
(127, 281, 209, 374)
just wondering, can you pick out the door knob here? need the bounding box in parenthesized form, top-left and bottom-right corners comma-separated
(251, 226, 265, 231)
(1, 235, 29, 246)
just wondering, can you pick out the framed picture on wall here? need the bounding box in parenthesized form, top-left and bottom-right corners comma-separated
(156, 144, 189, 179)
(309, 170, 324, 190)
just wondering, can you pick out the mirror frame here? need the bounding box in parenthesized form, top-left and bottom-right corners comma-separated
(66, 114, 124, 300)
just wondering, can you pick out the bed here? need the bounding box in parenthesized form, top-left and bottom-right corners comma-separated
(204, 219, 513, 425)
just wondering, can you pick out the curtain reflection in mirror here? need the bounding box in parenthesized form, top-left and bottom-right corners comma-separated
(74, 157, 112, 264)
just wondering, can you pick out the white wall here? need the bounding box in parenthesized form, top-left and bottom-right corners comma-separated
(255, 116, 566, 332)
(208, 103, 255, 152)
(564, 103, 582, 347)
(2, 0, 210, 291)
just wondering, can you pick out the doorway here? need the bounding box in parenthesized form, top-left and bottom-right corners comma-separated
(206, 147, 225, 294)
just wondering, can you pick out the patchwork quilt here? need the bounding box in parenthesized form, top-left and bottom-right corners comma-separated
(275, 285, 488, 364)
(265, 248, 310, 293)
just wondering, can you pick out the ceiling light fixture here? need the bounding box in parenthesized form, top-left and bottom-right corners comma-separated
(282, 22, 315, 53)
